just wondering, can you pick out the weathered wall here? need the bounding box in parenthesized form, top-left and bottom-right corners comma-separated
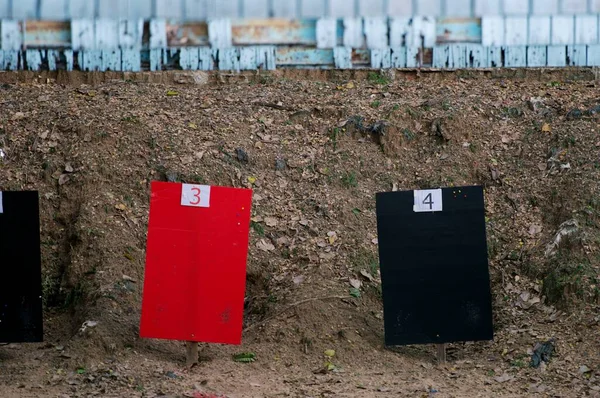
(0, 0, 599, 71)
(2, 0, 600, 19)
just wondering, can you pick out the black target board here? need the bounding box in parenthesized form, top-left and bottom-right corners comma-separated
(376, 186, 493, 346)
(0, 191, 43, 343)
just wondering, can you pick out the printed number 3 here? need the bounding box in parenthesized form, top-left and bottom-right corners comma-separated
(181, 184, 211, 208)
(190, 187, 201, 205)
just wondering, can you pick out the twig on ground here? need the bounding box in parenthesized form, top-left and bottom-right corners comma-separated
(244, 295, 347, 333)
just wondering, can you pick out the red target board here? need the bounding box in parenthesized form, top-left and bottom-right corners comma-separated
(140, 182, 252, 345)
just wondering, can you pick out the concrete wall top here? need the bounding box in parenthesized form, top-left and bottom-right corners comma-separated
(2, 0, 600, 20)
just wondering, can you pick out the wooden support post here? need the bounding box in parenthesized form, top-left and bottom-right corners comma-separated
(186, 341, 198, 367)
(437, 344, 447, 364)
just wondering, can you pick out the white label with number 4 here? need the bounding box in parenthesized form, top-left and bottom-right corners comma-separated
(413, 189, 442, 212)
(181, 184, 211, 208)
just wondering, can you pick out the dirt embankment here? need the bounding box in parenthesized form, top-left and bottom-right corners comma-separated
(0, 73, 598, 397)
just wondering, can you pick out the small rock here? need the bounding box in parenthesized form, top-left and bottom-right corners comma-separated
(165, 371, 177, 379)
(173, 71, 209, 85)
(236, 148, 248, 163)
(349, 279, 362, 289)
(275, 158, 286, 170)
(64, 163, 74, 173)
(579, 365, 592, 375)
(588, 105, 600, 115)
(566, 108, 583, 120)
(58, 174, 70, 185)
(166, 170, 178, 183)
(122, 275, 136, 283)
(11, 112, 26, 121)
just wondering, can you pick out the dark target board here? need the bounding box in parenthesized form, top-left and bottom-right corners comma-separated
(0, 191, 43, 343)
(376, 186, 493, 346)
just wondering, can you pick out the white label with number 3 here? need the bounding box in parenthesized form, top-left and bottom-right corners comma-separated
(181, 184, 211, 208)
(413, 189, 442, 212)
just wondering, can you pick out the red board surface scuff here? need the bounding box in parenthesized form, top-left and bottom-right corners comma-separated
(140, 182, 252, 345)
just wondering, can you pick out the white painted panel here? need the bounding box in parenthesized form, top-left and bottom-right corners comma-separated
(0, 1, 9, 18)
(69, 0, 96, 18)
(547, 45, 567, 66)
(149, 19, 167, 48)
(316, 18, 337, 48)
(40, 0, 69, 20)
(466, 44, 487, 67)
(358, 0, 385, 17)
(99, 0, 127, 18)
(272, 0, 297, 18)
(474, 0, 501, 16)
(334, 47, 353, 68)
(412, 16, 436, 47)
(415, 0, 441, 16)
(504, 46, 526, 67)
(527, 46, 547, 66)
(552, 16, 575, 45)
(528, 17, 551, 45)
(445, 0, 472, 17)
(503, 0, 528, 15)
(156, 0, 183, 19)
(390, 46, 406, 67)
(243, 0, 269, 18)
(389, 18, 410, 47)
(71, 19, 95, 50)
(301, 0, 326, 18)
(364, 18, 388, 49)
(593, 0, 600, 12)
(532, 0, 559, 15)
(185, 0, 208, 20)
(95, 19, 119, 49)
(208, 19, 232, 48)
(371, 48, 391, 68)
(1, 20, 22, 50)
(505, 17, 528, 45)
(207, 0, 240, 18)
(406, 46, 420, 67)
(239, 47, 257, 70)
(567, 45, 587, 65)
(330, 0, 356, 17)
(127, 0, 153, 19)
(482, 16, 504, 46)
(575, 16, 598, 45)
(13, 0, 38, 19)
(562, 0, 588, 14)
(588, 44, 600, 65)
(388, 0, 413, 16)
(343, 18, 364, 48)
(118, 19, 144, 49)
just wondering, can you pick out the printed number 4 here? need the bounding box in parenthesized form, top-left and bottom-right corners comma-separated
(413, 189, 442, 212)
(422, 193, 434, 210)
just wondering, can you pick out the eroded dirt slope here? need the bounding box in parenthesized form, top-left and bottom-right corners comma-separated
(0, 73, 599, 397)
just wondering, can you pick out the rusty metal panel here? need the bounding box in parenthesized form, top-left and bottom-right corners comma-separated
(166, 21, 209, 46)
(276, 46, 334, 66)
(436, 18, 481, 44)
(24, 21, 71, 48)
(352, 48, 370, 66)
(232, 19, 317, 45)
